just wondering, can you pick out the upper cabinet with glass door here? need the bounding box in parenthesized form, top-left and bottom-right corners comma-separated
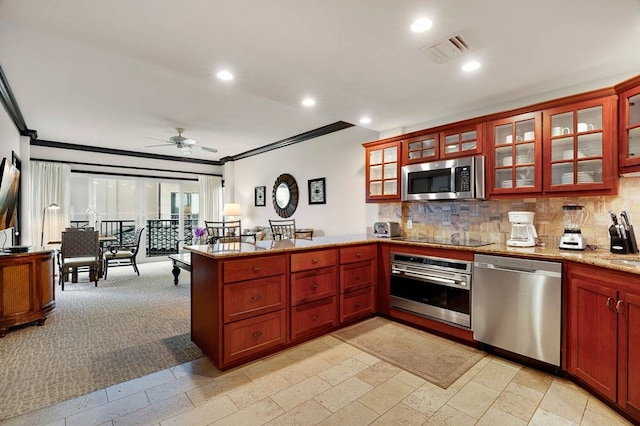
(403, 133, 439, 164)
(487, 112, 542, 195)
(543, 95, 617, 193)
(618, 80, 640, 173)
(440, 124, 483, 158)
(363, 140, 401, 202)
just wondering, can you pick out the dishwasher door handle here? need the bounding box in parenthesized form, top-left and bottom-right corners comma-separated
(474, 262, 561, 278)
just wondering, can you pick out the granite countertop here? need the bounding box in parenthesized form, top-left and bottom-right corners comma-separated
(185, 234, 640, 275)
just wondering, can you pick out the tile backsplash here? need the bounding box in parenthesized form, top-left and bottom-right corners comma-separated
(376, 176, 640, 250)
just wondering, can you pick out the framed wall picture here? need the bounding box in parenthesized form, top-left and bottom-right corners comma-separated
(254, 186, 266, 207)
(308, 177, 326, 205)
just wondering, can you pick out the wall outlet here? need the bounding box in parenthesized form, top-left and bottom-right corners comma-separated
(407, 219, 412, 229)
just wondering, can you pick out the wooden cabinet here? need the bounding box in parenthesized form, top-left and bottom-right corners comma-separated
(363, 140, 401, 202)
(619, 289, 640, 420)
(0, 250, 56, 337)
(290, 249, 338, 340)
(567, 263, 640, 422)
(440, 123, 483, 158)
(339, 245, 375, 323)
(191, 253, 288, 369)
(617, 76, 640, 174)
(487, 112, 542, 195)
(543, 95, 617, 194)
(403, 133, 439, 164)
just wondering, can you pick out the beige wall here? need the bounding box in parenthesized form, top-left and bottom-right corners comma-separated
(376, 176, 640, 249)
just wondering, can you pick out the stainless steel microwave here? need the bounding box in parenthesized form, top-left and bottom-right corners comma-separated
(401, 156, 485, 201)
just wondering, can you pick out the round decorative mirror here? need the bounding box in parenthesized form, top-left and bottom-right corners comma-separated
(272, 173, 298, 218)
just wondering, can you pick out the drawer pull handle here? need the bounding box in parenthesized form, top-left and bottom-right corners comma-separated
(312, 314, 319, 321)
(252, 266, 262, 272)
(356, 252, 362, 257)
(311, 283, 318, 289)
(252, 331, 262, 338)
(616, 300, 623, 314)
(355, 302, 362, 308)
(355, 274, 361, 280)
(311, 258, 319, 264)
(607, 297, 614, 310)
(251, 295, 262, 301)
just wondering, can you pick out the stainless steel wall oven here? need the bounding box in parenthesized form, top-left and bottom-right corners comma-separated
(390, 252, 472, 329)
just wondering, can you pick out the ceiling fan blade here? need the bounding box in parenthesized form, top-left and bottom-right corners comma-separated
(144, 143, 174, 148)
(198, 146, 219, 153)
(144, 136, 169, 142)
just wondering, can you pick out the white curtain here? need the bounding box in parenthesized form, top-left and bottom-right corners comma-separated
(30, 161, 70, 246)
(198, 175, 223, 225)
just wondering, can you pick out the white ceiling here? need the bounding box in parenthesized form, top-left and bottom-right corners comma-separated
(1, 0, 640, 162)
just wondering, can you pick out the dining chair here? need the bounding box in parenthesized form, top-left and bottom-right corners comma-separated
(269, 218, 296, 240)
(59, 229, 101, 290)
(205, 220, 242, 244)
(103, 227, 144, 279)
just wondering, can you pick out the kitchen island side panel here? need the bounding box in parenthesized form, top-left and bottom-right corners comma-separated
(191, 253, 222, 365)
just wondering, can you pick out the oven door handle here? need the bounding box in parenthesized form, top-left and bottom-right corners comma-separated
(392, 270, 468, 288)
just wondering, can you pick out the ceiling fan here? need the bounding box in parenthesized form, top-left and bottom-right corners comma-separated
(145, 128, 218, 154)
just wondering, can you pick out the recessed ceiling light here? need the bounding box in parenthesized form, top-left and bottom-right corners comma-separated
(410, 18, 433, 33)
(359, 116, 372, 125)
(462, 60, 481, 72)
(302, 98, 316, 107)
(216, 70, 234, 81)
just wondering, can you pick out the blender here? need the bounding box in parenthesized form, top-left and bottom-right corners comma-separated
(559, 205, 588, 250)
(507, 211, 537, 247)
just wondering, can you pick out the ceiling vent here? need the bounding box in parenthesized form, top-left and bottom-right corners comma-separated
(422, 34, 470, 64)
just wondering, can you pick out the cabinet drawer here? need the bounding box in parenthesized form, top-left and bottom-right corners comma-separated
(291, 296, 337, 340)
(291, 266, 337, 306)
(291, 249, 337, 272)
(340, 261, 374, 293)
(223, 275, 286, 323)
(340, 245, 376, 264)
(340, 286, 375, 323)
(223, 255, 286, 283)
(223, 310, 286, 364)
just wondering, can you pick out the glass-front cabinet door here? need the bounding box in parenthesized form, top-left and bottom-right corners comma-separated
(403, 133, 439, 164)
(364, 140, 401, 202)
(440, 124, 483, 158)
(543, 96, 616, 193)
(488, 112, 542, 194)
(619, 83, 640, 172)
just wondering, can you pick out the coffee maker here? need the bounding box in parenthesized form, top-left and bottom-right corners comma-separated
(507, 211, 537, 247)
(559, 205, 588, 250)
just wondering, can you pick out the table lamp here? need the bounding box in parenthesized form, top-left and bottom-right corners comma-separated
(223, 203, 242, 222)
(41, 203, 60, 246)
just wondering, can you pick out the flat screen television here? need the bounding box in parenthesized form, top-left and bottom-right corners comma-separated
(0, 157, 20, 232)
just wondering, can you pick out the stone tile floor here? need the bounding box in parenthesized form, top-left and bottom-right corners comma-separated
(2, 334, 632, 426)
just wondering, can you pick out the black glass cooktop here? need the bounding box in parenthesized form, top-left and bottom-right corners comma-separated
(393, 237, 494, 248)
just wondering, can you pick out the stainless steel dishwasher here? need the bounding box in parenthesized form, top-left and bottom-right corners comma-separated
(472, 254, 562, 367)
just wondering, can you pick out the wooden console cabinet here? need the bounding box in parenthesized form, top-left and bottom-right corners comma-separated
(0, 250, 56, 337)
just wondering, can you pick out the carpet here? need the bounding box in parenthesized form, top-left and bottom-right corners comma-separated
(0, 261, 203, 421)
(332, 317, 485, 389)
